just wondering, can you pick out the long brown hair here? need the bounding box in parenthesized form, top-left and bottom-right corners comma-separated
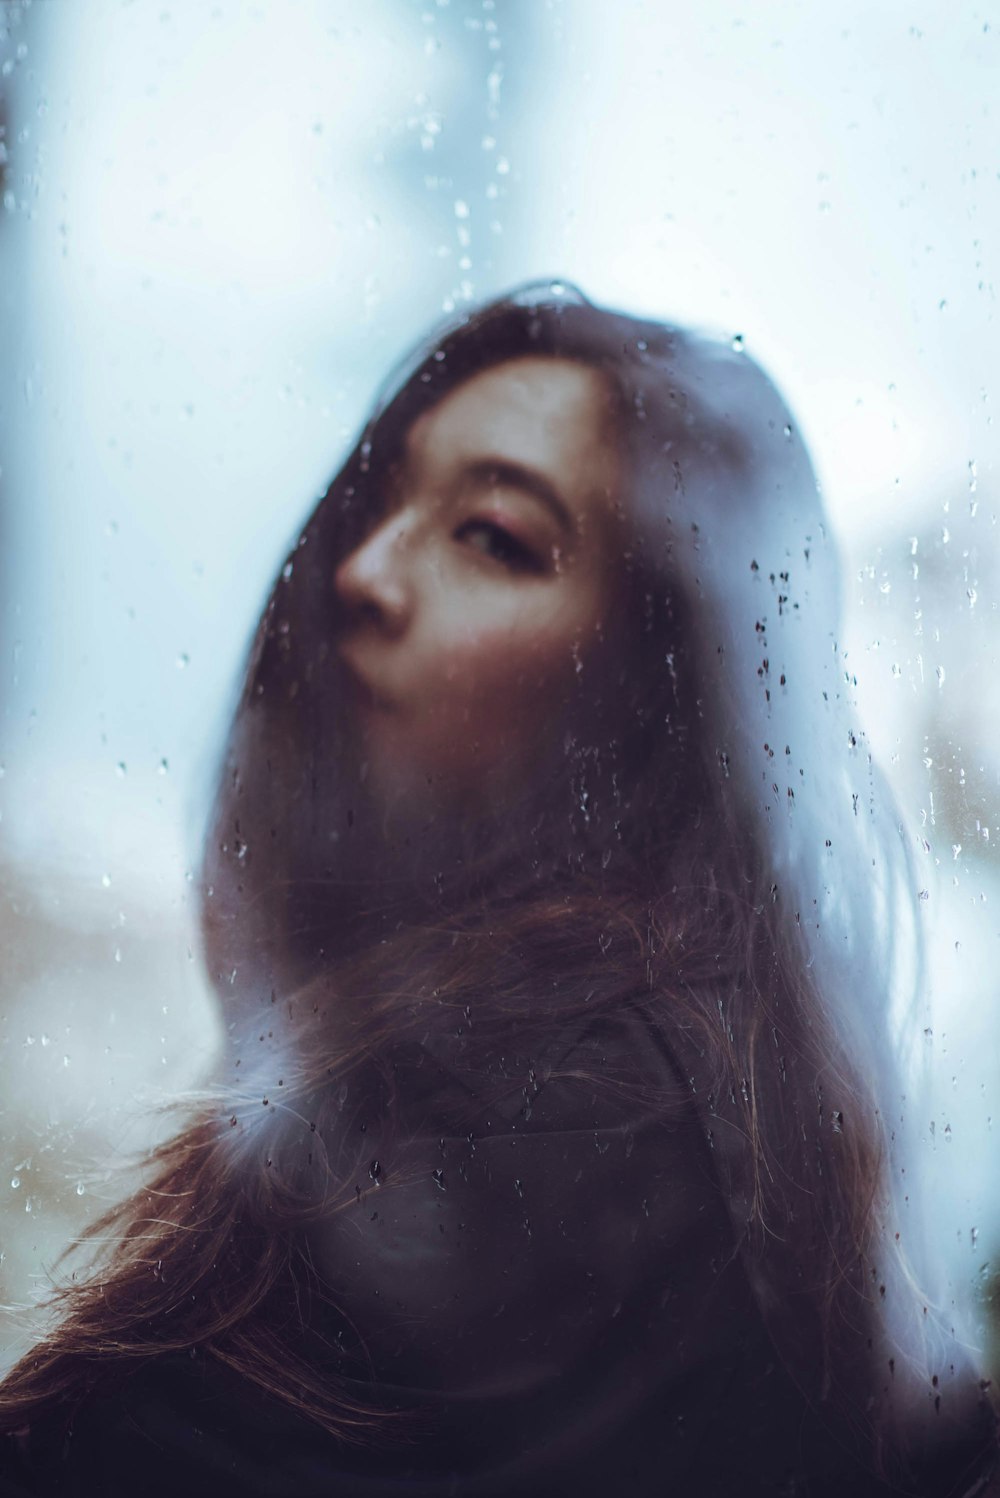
(0, 285, 977, 1477)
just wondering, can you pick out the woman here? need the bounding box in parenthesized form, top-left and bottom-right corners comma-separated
(0, 283, 996, 1496)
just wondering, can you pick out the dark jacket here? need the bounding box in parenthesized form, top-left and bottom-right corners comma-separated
(1, 1007, 996, 1497)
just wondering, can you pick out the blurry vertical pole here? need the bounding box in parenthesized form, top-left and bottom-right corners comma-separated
(382, 0, 538, 313)
(0, 0, 36, 802)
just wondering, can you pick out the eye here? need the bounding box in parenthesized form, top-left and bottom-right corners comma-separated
(455, 519, 543, 573)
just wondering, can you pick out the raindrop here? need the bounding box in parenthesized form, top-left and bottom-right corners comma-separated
(731, 333, 745, 352)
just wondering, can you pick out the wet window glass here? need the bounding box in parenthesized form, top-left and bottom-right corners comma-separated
(1, 4, 997, 1493)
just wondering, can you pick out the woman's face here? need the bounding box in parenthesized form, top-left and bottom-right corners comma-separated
(333, 355, 625, 818)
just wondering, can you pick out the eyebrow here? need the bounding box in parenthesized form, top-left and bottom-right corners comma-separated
(464, 458, 575, 535)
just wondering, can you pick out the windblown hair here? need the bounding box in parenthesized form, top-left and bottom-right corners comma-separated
(0, 285, 970, 1480)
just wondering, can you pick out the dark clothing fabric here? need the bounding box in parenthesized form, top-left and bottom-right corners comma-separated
(4, 1345, 989, 1498)
(1, 1008, 997, 1497)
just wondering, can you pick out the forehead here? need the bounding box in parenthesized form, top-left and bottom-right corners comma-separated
(403, 356, 621, 508)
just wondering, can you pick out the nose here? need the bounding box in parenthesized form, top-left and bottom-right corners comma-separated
(333, 510, 415, 637)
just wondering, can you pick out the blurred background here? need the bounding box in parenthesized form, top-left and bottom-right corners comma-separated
(0, 0, 997, 1374)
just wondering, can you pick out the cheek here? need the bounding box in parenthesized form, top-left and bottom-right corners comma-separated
(436, 569, 606, 681)
(434, 618, 583, 721)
